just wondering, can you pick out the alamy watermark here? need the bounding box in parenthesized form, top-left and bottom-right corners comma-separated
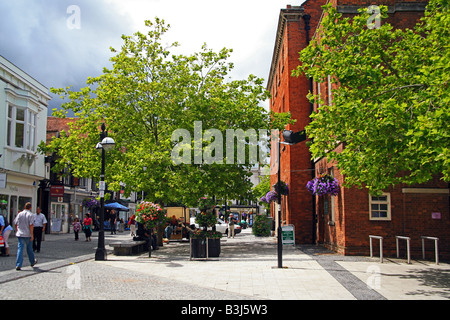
(367, 5, 381, 29)
(66, 264, 81, 290)
(366, 265, 381, 290)
(171, 122, 279, 174)
(67, 5, 81, 30)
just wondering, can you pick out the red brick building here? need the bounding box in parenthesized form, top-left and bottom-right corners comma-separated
(267, 1, 327, 244)
(268, 0, 450, 260)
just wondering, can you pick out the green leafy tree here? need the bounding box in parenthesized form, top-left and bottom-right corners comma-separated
(293, 0, 449, 194)
(41, 18, 292, 206)
(252, 174, 271, 211)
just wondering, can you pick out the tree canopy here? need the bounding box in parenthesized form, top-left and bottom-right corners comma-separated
(293, 0, 449, 194)
(41, 18, 291, 207)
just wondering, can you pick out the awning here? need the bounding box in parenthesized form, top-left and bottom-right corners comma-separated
(104, 202, 129, 211)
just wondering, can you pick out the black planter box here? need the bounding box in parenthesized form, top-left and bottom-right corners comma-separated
(207, 238, 221, 257)
(190, 238, 221, 258)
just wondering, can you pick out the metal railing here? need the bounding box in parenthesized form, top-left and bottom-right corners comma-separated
(369, 235, 383, 263)
(395, 236, 411, 264)
(421, 236, 439, 265)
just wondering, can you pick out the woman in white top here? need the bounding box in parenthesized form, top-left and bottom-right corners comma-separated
(0, 214, 13, 256)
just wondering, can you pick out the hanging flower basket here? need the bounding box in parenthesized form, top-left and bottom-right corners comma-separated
(306, 174, 339, 196)
(273, 181, 289, 195)
(135, 201, 166, 230)
(264, 190, 278, 203)
(82, 198, 99, 209)
(259, 194, 268, 203)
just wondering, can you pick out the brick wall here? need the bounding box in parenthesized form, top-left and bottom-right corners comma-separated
(267, 0, 449, 261)
(268, 0, 327, 244)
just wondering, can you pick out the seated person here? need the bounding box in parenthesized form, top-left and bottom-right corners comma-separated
(135, 222, 157, 250)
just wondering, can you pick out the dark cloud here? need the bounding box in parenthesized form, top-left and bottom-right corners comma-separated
(0, 0, 135, 113)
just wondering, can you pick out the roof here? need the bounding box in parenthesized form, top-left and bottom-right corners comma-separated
(46, 116, 79, 143)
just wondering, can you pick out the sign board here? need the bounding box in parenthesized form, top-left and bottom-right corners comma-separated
(281, 225, 295, 246)
(51, 218, 62, 233)
(50, 185, 64, 197)
(432, 212, 441, 219)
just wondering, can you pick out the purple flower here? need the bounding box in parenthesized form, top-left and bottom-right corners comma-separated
(306, 175, 339, 196)
(265, 190, 278, 202)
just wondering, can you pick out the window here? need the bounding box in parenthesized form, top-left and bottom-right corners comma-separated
(27, 110, 36, 150)
(6, 105, 37, 151)
(369, 193, 391, 220)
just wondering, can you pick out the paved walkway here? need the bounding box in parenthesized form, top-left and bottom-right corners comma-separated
(101, 228, 450, 300)
(0, 228, 449, 300)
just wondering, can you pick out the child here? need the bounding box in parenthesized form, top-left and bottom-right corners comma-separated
(72, 216, 81, 241)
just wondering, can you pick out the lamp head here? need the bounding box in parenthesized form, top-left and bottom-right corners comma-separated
(101, 137, 115, 151)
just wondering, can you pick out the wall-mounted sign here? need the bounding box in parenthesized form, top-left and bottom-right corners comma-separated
(50, 185, 64, 197)
(432, 212, 441, 220)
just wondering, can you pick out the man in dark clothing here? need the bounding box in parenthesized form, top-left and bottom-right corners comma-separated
(109, 210, 117, 235)
(135, 222, 157, 251)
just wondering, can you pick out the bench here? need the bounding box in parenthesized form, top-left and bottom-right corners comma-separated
(109, 240, 147, 256)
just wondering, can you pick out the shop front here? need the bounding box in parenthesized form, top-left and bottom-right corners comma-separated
(0, 172, 39, 226)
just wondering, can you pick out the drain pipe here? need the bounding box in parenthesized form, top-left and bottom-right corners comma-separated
(302, 13, 316, 244)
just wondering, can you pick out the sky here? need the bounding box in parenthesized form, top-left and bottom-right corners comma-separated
(0, 0, 304, 114)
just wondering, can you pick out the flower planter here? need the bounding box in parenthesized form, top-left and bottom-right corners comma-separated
(207, 238, 221, 257)
(190, 238, 221, 258)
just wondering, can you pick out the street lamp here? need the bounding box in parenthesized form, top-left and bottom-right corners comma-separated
(95, 123, 115, 261)
(277, 129, 306, 268)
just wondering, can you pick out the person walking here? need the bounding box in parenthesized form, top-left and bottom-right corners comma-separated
(72, 216, 81, 241)
(109, 210, 117, 235)
(82, 213, 93, 241)
(14, 202, 37, 271)
(128, 214, 136, 237)
(33, 207, 47, 253)
(0, 213, 13, 256)
(228, 213, 236, 238)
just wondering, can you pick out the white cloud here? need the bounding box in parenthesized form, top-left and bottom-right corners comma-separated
(0, 0, 298, 113)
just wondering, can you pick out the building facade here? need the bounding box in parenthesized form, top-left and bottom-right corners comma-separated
(268, 0, 450, 260)
(0, 55, 50, 226)
(267, 1, 326, 244)
(41, 117, 100, 233)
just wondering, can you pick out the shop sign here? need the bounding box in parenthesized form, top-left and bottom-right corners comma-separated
(50, 185, 65, 197)
(282, 224, 295, 246)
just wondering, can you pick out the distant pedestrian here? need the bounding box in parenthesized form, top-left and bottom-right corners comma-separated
(228, 213, 236, 238)
(0, 213, 13, 256)
(72, 216, 81, 241)
(165, 223, 173, 240)
(14, 202, 37, 271)
(128, 214, 136, 236)
(110, 210, 117, 235)
(83, 213, 93, 241)
(33, 207, 47, 253)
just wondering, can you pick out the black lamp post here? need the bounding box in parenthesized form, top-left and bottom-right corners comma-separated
(95, 123, 115, 261)
(277, 129, 306, 268)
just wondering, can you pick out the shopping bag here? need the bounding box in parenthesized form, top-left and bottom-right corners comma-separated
(0, 236, 4, 247)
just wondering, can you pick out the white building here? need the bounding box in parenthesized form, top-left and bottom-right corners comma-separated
(0, 55, 50, 224)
